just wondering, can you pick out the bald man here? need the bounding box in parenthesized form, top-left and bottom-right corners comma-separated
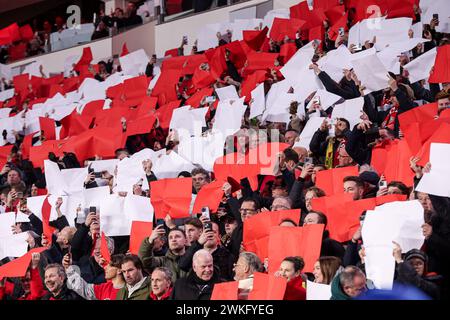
(292, 147, 308, 163)
(170, 250, 222, 300)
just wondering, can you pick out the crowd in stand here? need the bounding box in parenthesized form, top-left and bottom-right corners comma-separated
(0, 0, 450, 301)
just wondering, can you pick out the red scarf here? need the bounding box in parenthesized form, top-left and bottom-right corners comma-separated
(150, 287, 173, 300)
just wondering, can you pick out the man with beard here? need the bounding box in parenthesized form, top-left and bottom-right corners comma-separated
(41, 264, 83, 300)
(309, 118, 350, 169)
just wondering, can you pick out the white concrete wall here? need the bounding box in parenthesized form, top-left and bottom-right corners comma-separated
(153, 0, 270, 57)
(7, 38, 113, 75)
(273, 0, 306, 10)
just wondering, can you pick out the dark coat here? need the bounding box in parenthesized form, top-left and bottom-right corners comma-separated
(321, 231, 345, 260)
(178, 241, 235, 281)
(41, 285, 84, 300)
(170, 268, 222, 300)
(395, 261, 441, 299)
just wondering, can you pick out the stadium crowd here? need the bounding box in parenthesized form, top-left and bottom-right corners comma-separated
(0, 0, 449, 301)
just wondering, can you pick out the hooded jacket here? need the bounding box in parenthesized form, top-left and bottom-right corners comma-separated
(330, 275, 352, 300)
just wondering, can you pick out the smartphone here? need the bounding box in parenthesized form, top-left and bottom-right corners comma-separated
(304, 157, 313, 165)
(112, 54, 119, 59)
(94, 172, 103, 178)
(379, 180, 387, 189)
(156, 219, 165, 227)
(313, 39, 321, 47)
(339, 27, 345, 37)
(433, 14, 439, 20)
(89, 206, 97, 214)
(183, 35, 188, 45)
(313, 96, 321, 105)
(201, 207, 210, 220)
(62, 245, 71, 257)
(16, 192, 24, 199)
(205, 96, 216, 103)
(203, 221, 212, 232)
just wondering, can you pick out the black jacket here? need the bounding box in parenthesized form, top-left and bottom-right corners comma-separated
(318, 71, 361, 100)
(321, 231, 345, 260)
(395, 261, 441, 299)
(309, 129, 343, 163)
(71, 224, 93, 261)
(178, 242, 234, 281)
(170, 268, 222, 300)
(41, 285, 84, 300)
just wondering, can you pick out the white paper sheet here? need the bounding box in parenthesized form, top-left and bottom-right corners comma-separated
(306, 280, 332, 300)
(82, 186, 111, 209)
(169, 106, 208, 138)
(100, 194, 131, 236)
(87, 159, 119, 175)
(249, 82, 266, 119)
(78, 78, 106, 100)
(15, 212, 31, 223)
(216, 85, 240, 101)
(0, 212, 15, 237)
(0, 107, 12, 119)
(416, 143, 450, 197)
(22, 61, 42, 77)
(280, 41, 315, 85)
(331, 97, 364, 130)
(403, 47, 437, 83)
(364, 245, 396, 290)
(116, 156, 149, 193)
(119, 49, 150, 76)
(124, 194, 154, 222)
(152, 151, 196, 179)
(0, 63, 12, 81)
(294, 117, 326, 150)
(60, 168, 88, 194)
(44, 160, 68, 195)
(362, 200, 424, 252)
(351, 50, 389, 94)
(212, 98, 247, 136)
(0, 232, 29, 260)
(0, 88, 14, 102)
(318, 45, 353, 83)
(177, 132, 227, 172)
(306, 89, 343, 112)
(263, 92, 299, 124)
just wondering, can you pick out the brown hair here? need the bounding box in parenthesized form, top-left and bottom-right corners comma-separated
(318, 256, 342, 285)
(304, 186, 326, 198)
(435, 90, 450, 101)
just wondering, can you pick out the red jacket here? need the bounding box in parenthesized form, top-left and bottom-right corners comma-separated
(149, 287, 173, 300)
(0, 268, 45, 300)
(283, 276, 306, 300)
(93, 281, 121, 300)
